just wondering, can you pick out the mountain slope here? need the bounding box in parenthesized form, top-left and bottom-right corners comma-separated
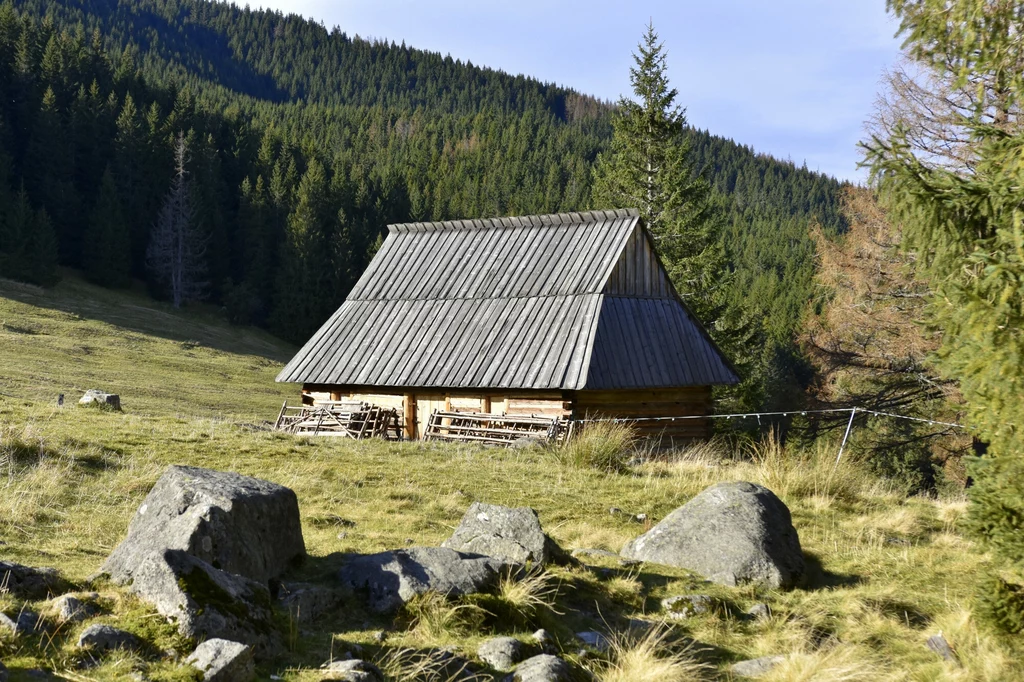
(2, 0, 845, 407)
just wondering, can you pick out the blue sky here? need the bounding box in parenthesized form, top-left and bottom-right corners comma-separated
(260, 1, 903, 181)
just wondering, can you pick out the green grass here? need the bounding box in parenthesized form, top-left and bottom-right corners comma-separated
(1, 274, 1022, 681)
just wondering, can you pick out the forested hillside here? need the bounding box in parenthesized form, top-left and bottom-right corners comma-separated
(0, 0, 846, 402)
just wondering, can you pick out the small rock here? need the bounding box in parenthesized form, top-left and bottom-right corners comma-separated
(633, 513, 648, 523)
(926, 632, 958, 663)
(0, 561, 69, 599)
(730, 656, 785, 678)
(338, 547, 510, 613)
(504, 654, 573, 682)
(79, 389, 121, 411)
(51, 595, 99, 624)
(609, 507, 623, 516)
(443, 502, 569, 566)
(575, 630, 610, 652)
(0, 610, 41, 635)
(746, 603, 771, 621)
(77, 624, 143, 653)
(478, 637, 525, 671)
(186, 639, 254, 682)
(662, 594, 714, 619)
(570, 548, 619, 560)
(320, 659, 384, 682)
(531, 629, 555, 654)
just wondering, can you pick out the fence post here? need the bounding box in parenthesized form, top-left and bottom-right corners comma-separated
(834, 407, 857, 468)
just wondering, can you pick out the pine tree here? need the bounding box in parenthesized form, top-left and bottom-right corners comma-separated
(864, 0, 1024, 632)
(592, 23, 724, 323)
(271, 158, 338, 341)
(0, 185, 58, 286)
(84, 166, 131, 287)
(147, 132, 207, 307)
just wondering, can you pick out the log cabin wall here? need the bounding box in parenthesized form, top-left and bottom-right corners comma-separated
(570, 387, 714, 444)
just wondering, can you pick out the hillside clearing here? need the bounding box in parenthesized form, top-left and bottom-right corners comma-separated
(0, 276, 1020, 681)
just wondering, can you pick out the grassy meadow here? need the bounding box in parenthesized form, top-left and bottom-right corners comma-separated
(0, 275, 1020, 681)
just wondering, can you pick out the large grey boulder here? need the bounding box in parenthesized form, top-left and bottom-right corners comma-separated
(338, 547, 509, 613)
(442, 502, 568, 566)
(129, 549, 280, 655)
(185, 639, 254, 682)
(103, 465, 305, 586)
(504, 655, 573, 682)
(0, 562, 69, 599)
(76, 624, 143, 653)
(621, 481, 804, 588)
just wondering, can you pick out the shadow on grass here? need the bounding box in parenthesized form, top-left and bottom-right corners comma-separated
(799, 550, 862, 590)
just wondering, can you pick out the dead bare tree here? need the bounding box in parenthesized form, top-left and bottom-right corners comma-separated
(146, 132, 208, 308)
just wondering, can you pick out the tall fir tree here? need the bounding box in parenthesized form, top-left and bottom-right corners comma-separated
(864, 0, 1024, 632)
(592, 23, 724, 323)
(84, 166, 131, 287)
(0, 184, 58, 286)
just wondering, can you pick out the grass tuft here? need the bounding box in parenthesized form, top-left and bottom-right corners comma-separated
(596, 626, 711, 682)
(558, 421, 635, 472)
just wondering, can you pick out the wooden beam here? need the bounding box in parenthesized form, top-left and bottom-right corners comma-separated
(403, 394, 415, 440)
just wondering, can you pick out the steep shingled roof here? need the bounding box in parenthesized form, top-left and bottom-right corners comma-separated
(277, 209, 738, 390)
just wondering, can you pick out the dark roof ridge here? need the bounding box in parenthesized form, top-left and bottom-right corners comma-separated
(388, 208, 639, 233)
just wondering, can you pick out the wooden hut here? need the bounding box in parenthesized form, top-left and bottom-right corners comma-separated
(276, 209, 738, 442)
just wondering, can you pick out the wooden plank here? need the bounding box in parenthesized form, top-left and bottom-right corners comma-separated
(404, 394, 415, 440)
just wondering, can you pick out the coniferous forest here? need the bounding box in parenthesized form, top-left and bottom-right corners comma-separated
(0, 0, 847, 408)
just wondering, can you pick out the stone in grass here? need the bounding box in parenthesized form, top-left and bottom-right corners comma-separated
(730, 655, 785, 678)
(338, 546, 509, 613)
(79, 390, 121, 411)
(76, 624, 143, 653)
(442, 502, 570, 566)
(51, 595, 100, 624)
(531, 629, 557, 654)
(478, 637, 526, 671)
(926, 633, 958, 663)
(0, 610, 41, 635)
(319, 659, 384, 682)
(661, 594, 715, 619)
(747, 603, 772, 621)
(103, 465, 305, 587)
(185, 639, 254, 682)
(0, 561, 70, 600)
(575, 631, 610, 652)
(503, 654, 574, 682)
(129, 549, 281, 656)
(621, 481, 804, 589)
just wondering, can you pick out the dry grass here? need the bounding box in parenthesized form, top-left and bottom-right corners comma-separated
(558, 420, 636, 472)
(597, 627, 711, 682)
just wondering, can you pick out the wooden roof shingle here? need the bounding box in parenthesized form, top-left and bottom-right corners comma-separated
(277, 209, 738, 390)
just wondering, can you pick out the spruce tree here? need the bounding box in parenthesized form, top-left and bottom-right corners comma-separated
(864, 0, 1024, 632)
(84, 166, 131, 287)
(592, 23, 724, 323)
